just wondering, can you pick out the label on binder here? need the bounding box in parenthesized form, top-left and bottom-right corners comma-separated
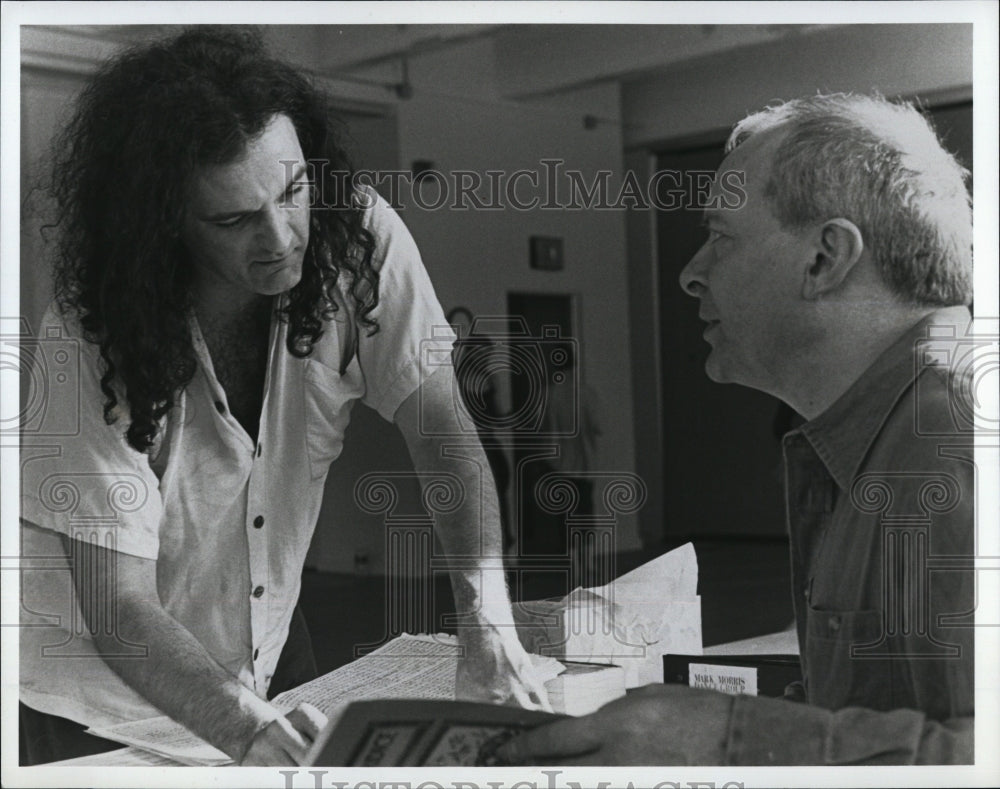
(687, 662, 758, 696)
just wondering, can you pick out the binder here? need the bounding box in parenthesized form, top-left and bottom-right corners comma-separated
(662, 653, 802, 697)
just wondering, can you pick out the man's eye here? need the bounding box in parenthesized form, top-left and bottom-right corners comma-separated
(214, 215, 247, 228)
(286, 181, 310, 199)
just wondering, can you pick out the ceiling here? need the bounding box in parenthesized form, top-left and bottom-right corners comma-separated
(34, 23, 835, 99)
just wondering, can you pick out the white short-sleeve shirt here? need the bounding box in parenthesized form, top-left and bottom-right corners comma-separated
(19, 190, 455, 726)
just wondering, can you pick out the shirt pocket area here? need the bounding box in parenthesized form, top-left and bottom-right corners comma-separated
(804, 606, 893, 711)
(302, 358, 364, 480)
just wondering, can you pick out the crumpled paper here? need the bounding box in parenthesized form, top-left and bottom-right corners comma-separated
(514, 543, 702, 687)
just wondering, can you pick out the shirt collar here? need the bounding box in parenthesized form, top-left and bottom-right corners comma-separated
(797, 306, 972, 491)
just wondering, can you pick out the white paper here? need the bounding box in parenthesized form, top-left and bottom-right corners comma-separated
(272, 632, 462, 717)
(87, 716, 231, 766)
(45, 746, 185, 767)
(528, 651, 567, 683)
(688, 662, 758, 696)
(515, 543, 703, 686)
(589, 541, 699, 603)
(83, 634, 465, 766)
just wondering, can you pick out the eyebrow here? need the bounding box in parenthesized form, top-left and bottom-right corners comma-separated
(199, 163, 308, 222)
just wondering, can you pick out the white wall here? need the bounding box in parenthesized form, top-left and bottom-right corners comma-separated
(309, 36, 641, 573)
(622, 24, 973, 147)
(20, 23, 973, 573)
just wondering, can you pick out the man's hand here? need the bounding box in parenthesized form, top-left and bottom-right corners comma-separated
(241, 703, 328, 765)
(455, 625, 552, 711)
(395, 367, 552, 713)
(61, 534, 326, 763)
(494, 684, 735, 765)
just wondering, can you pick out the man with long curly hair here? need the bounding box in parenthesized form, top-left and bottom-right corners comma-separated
(19, 28, 547, 765)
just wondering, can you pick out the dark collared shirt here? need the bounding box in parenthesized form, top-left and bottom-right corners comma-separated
(725, 307, 976, 764)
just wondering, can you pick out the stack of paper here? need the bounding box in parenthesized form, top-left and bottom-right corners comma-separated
(544, 662, 626, 716)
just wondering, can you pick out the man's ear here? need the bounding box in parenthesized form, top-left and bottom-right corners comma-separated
(802, 218, 865, 300)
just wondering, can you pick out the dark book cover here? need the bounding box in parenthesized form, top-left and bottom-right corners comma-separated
(308, 699, 563, 767)
(662, 653, 802, 697)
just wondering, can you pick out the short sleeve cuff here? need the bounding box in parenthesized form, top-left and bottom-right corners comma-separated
(371, 332, 455, 423)
(21, 491, 161, 560)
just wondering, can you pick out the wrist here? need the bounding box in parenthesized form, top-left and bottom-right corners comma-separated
(226, 686, 282, 762)
(451, 564, 513, 611)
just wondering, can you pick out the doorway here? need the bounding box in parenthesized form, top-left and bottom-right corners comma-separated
(505, 291, 576, 559)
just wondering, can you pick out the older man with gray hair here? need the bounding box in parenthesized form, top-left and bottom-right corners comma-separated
(497, 93, 975, 765)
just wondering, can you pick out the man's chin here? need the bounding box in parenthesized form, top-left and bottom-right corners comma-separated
(703, 354, 730, 383)
(258, 264, 303, 296)
(704, 354, 747, 386)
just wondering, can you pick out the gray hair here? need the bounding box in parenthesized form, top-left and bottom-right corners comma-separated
(728, 93, 972, 306)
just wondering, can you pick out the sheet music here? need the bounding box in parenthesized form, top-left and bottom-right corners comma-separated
(46, 746, 185, 767)
(79, 633, 563, 766)
(87, 717, 231, 765)
(273, 633, 462, 716)
(82, 634, 462, 765)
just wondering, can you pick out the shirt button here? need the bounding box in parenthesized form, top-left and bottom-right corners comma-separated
(253, 648, 259, 660)
(253, 515, 264, 529)
(214, 400, 226, 415)
(828, 615, 841, 632)
(252, 585, 265, 598)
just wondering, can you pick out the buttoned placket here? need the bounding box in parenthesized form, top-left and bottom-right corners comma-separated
(190, 307, 280, 698)
(783, 431, 836, 694)
(245, 308, 281, 697)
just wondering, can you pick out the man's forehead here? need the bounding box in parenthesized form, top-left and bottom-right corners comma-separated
(708, 126, 788, 212)
(189, 117, 305, 208)
(718, 126, 787, 177)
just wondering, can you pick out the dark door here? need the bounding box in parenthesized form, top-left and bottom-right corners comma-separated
(505, 291, 575, 558)
(656, 143, 788, 539)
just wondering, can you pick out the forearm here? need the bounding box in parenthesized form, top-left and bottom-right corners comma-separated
(726, 694, 974, 765)
(407, 436, 512, 620)
(396, 368, 550, 708)
(93, 597, 278, 761)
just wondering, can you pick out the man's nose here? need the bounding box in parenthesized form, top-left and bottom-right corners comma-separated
(679, 244, 709, 297)
(257, 204, 294, 255)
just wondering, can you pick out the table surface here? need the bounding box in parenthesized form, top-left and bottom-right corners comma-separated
(302, 537, 795, 675)
(37, 538, 796, 767)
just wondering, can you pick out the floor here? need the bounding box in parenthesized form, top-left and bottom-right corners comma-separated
(299, 537, 794, 675)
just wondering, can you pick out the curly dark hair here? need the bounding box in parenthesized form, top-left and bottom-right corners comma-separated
(48, 27, 379, 452)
